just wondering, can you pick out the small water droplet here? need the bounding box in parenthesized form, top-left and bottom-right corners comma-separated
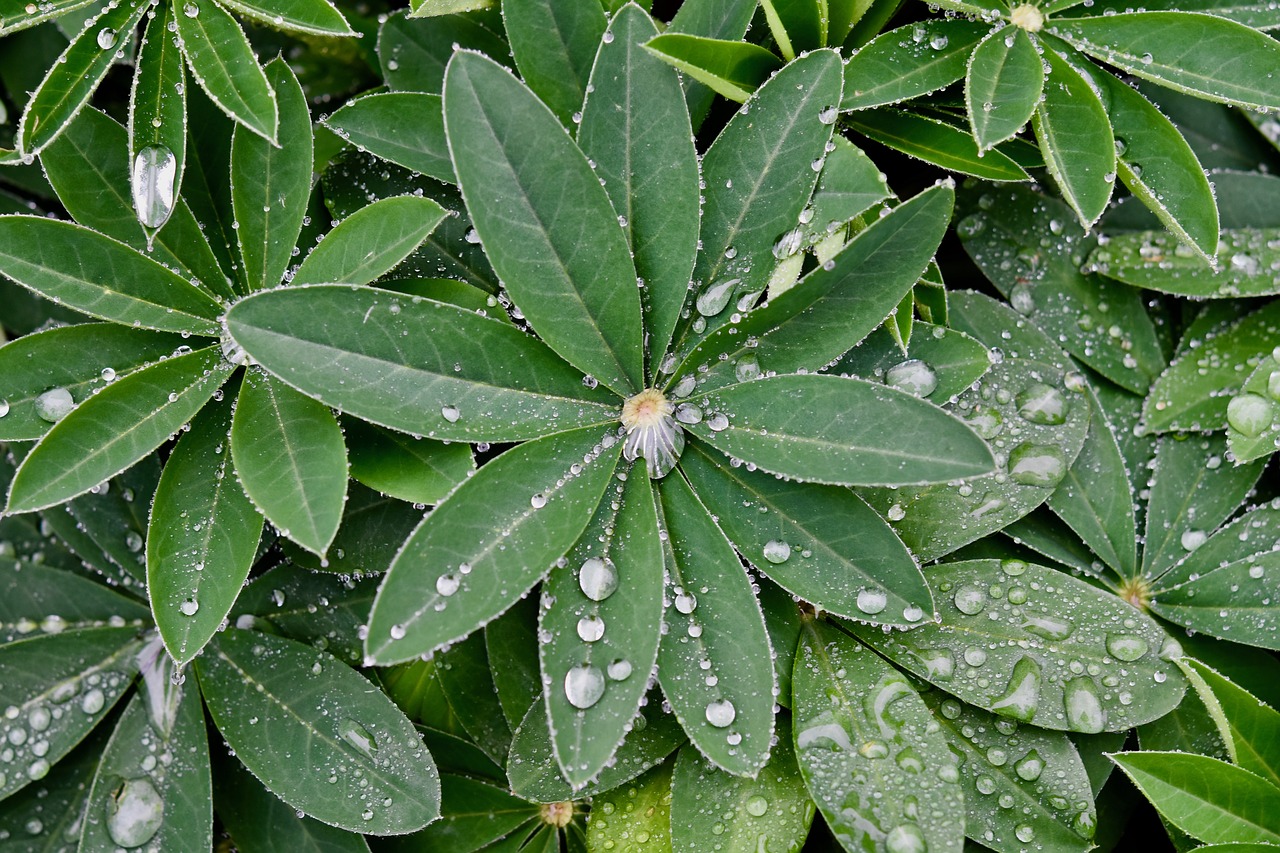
(440, 405, 460, 423)
(707, 413, 729, 432)
(953, 585, 986, 615)
(96, 27, 116, 49)
(179, 599, 199, 616)
(530, 493, 547, 508)
(607, 659, 632, 680)
(577, 615, 605, 642)
(1014, 749, 1044, 781)
(1181, 529, 1207, 552)
(1015, 824, 1035, 843)
(674, 591, 697, 614)
(564, 664, 605, 709)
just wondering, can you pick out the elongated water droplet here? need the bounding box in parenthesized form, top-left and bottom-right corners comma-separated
(990, 656, 1041, 723)
(1021, 613, 1073, 641)
(132, 145, 177, 230)
(1016, 383, 1067, 425)
(885, 359, 937, 397)
(1008, 443, 1067, 487)
(565, 664, 605, 709)
(579, 557, 618, 601)
(884, 823, 927, 853)
(1105, 634, 1149, 662)
(1014, 749, 1044, 781)
(338, 719, 377, 758)
(1227, 393, 1274, 437)
(696, 278, 738, 316)
(106, 778, 164, 847)
(1063, 677, 1106, 733)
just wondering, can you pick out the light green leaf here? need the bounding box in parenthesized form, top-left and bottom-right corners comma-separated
(504, 0, 606, 126)
(233, 59, 312, 292)
(293, 195, 447, 287)
(443, 51, 644, 395)
(846, 560, 1187, 732)
(344, 419, 473, 506)
(0, 627, 142, 800)
(129, 3, 187, 237)
(7, 347, 232, 514)
(1151, 549, 1280, 651)
(0, 0, 97, 35)
(846, 109, 1030, 181)
(1185, 660, 1280, 787)
(231, 371, 347, 556)
(921, 688, 1096, 852)
(0, 324, 186, 442)
(80, 672, 212, 852)
(670, 716, 814, 852)
(377, 10, 511, 95)
(1032, 46, 1115, 228)
(793, 619, 964, 853)
(218, 0, 355, 37)
(580, 5, 701, 378)
(586, 760, 674, 851)
(174, 0, 278, 142)
(195, 628, 440, 834)
(665, 0, 759, 126)
(0, 560, 150, 646)
(365, 426, 621, 664)
(966, 26, 1044, 151)
(0, 216, 224, 335)
(16, 0, 150, 155)
(1110, 751, 1280, 844)
(760, 0, 825, 59)
(655, 471, 774, 777)
(840, 19, 989, 111)
(680, 439, 932, 627)
(149, 395, 263, 666)
(1226, 354, 1280, 463)
(1143, 300, 1280, 432)
(642, 33, 782, 102)
(541, 469, 664, 787)
(831, 321, 993, 407)
(687, 374, 995, 488)
(1050, 12, 1280, 111)
(324, 93, 453, 184)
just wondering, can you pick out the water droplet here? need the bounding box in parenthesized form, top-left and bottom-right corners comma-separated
(707, 413, 729, 432)
(338, 719, 377, 758)
(1227, 393, 1273, 437)
(1014, 749, 1044, 781)
(1105, 634, 1149, 662)
(964, 647, 988, 667)
(859, 739, 888, 759)
(964, 407, 1003, 440)
(1181, 529, 1207, 552)
(953, 585, 986, 615)
(389, 624, 406, 640)
(577, 615, 605, 642)
(674, 403, 703, 424)
(885, 359, 938, 397)
(696, 278, 738, 316)
(0, 400, 9, 418)
(735, 354, 761, 382)
(929, 34, 948, 49)
(1063, 677, 1106, 733)
(179, 599, 199, 616)
(607, 659, 632, 680)
(1015, 824, 1035, 843)
(1008, 443, 1067, 488)
(440, 405, 460, 423)
(896, 746, 924, 773)
(530, 493, 547, 508)
(1016, 383, 1068, 425)
(579, 557, 618, 601)
(762, 540, 791, 563)
(96, 27, 116, 49)
(856, 588, 887, 615)
(705, 699, 736, 727)
(745, 794, 769, 816)
(916, 648, 954, 681)
(990, 656, 1041, 723)
(132, 145, 177, 230)
(976, 775, 997, 795)
(81, 688, 105, 715)
(28, 707, 50, 732)
(674, 591, 697, 614)
(565, 664, 605, 709)
(435, 573, 460, 596)
(27, 759, 49, 780)
(1021, 613, 1073, 641)
(1009, 283, 1035, 315)
(884, 823, 927, 853)
(106, 778, 164, 847)
(34, 387, 74, 423)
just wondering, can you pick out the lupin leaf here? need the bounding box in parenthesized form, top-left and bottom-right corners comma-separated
(840, 19, 990, 111)
(377, 10, 511, 95)
(343, 419, 474, 506)
(966, 26, 1045, 151)
(1151, 549, 1280, 650)
(129, 3, 188, 237)
(503, 0, 606, 126)
(845, 110, 1031, 182)
(292, 195, 447, 287)
(322, 93, 455, 185)
(218, 0, 356, 37)
(0, 560, 150, 646)
(641, 34, 783, 102)
(174, 0, 278, 142)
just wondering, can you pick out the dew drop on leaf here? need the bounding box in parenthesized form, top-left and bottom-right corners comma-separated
(884, 823, 927, 853)
(564, 664, 605, 709)
(106, 778, 164, 847)
(576, 615, 605, 642)
(578, 557, 618, 601)
(337, 719, 377, 759)
(855, 588, 887, 615)
(885, 359, 938, 397)
(34, 387, 74, 423)
(435, 573, 460, 597)
(1015, 382, 1068, 425)
(762, 540, 791, 563)
(606, 659, 632, 680)
(1105, 634, 1149, 662)
(704, 699, 736, 728)
(132, 145, 177, 230)
(1063, 677, 1106, 733)
(1227, 393, 1273, 436)
(1007, 443, 1067, 487)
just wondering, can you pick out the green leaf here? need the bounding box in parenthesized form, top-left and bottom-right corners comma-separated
(673, 182, 956, 392)
(293, 195, 447, 287)
(385, 774, 539, 851)
(1094, 227, 1280, 298)
(377, 10, 511, 95)
(673, 48, 843, 355)
(832, 321, 993, 407)
(0, 724, 110, 850)
(1226, 354, 1280, 463)
(195, 628, 440, 834)
(148, 395, 262, 666)
(218, 0, 355, 37)
(1033, 46, 1115, 228)
(175, 0, 278, 142)
(365, 425, 621, 664)
(670, 715, 814, 852)
(955, 184, 1165, 394)
(0, 216, 224, 335)
(45, 460, 160, 590)
(665, 0, 759, 126)
(579, 5, 700, 375)
(0, 627, 142, 800)
(225, 285, 619, 443)
(443, 51, 643, 395)
(920, 688, 1097, 851)
(485, 595, 542, 731)
(1155, 500, 1280, 591)
(680, 439, 931, 627)
(506, 695, 685, 803)
(1185, 660, 1280, 787)
(586, 760, 674, 851)
(541, 468, 664, 787)
(1151, 549, 1280, 651)
(344, 419, 473, 506)
(966, 26, 1045, 151)
(80, 671, 212, 852)
(15, 0, 150, 155)
(323, 93, 454, 185)
(846, 559, 1187, 732)
(642, 34, 782, 102)
(1110, 751, 1280, 844)
(0, 0, 97, 35)
(686, 374, 994, 487)
(1051, 12, 1280, 111)
(0, 324, 186, 442)
(793, 619, 964, 853)
(1143, 300, 1280, 432)
(807, 136, 892, 234)
(7, 347, 232, 514)
(436, 632, 513, 764)
(846, 109, 1030, 181)
(129, 2, 187, 236)
(654, 471, 773, 777)
(1097, 68, 1219, 261)
(760, 0, 824, 59)
(214, 748, 373, 853)
(840, 19, 989, 111)
(233, 59, 312, 292)
(0, 560, 150, 646)
(504, 0, 606, 126)
(231, 371, 347, 556)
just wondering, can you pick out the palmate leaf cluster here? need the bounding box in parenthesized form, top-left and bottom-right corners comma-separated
(0, 0, 1278, 851)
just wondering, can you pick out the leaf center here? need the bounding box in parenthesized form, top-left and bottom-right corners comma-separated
(1010, 4, 1044, 31)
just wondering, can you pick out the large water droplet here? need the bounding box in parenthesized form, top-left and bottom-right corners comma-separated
(1015, 824, 1035, 843)
(990, 656, 1041, 723)
(1021, 613, 1073, 641)
(34, 387, 74, 423)
(1014, 749, 1044, 781)
(856, 588, 887, 615)
(338, 719, 377, 759)
(745, 794, 769, 816)
(105, 778, 164, 848)
(674, 590, 697, 614)
(565, 664, 605, 709)
(705, 699, 736, 727)
(858, 739, 888, 759)
(696, 278, 738, 316)
(576, 615, 605, 642)
(178, 598, 199, 617)
(579, 557, 618, 601)
(1063, 677, 1106, 733)
(132, 145, 177, 230)
(435, 573, 460, 597)
(953, 585, 987, 615)
(440, 405, 460, 423)
(1105, 633, 1149, 662)
(1180, 529, 1206, 552)
(1007, 443, 1067, 488)
(1227, 393, 1274, 437)
(96, 27, 117, 49)
(915, 648, 954, 681)
(762, 540, 791, 564)
(884, 823, 927, 853)
(1016, 383, 1068, 425)
(81, 688, 105, 715)
(885, 359, 938, 397)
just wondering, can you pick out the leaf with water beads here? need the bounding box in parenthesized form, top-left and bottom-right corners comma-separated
(1150, 549, 1280, 651)
(586, 759, 674, 851)
(0, 722, 109, 849)
(503, 0, 605, 127)
(45, 460, 160, 590)
(1153, 498, 1280, 591)
(80, 670, 212, 851)
(840, 19, 990, 112)
(920, 688, 1096, 853)
(845, 559, 1187, 733)
(832, 321, 993, 407)
(217, 0, 355, 37)
(174, 0, 278, 144)
(486, 595, 542, 730)
(322, 93, 455, 185)
(194, 628, 440, 834)
(366, 426, 622, 665)
(382, 774, 539, 851)
(376, 10, 511, 96)
(344, 419, 474, 507)
(1094, 227, 1280, 298)
(291, 195, 447, 288)
(0, 560, 150, 646)
(0, 626, 143, 801)
(679, 439, 932, 628)
(845, 109, 1031, 182)
(792, 619, 964, 853)
(966, 26, 1045, 152)
(129, 2, 187, 238)
(1183, 659, 1280, 786)
(1226, 353, 1280, 463)
(435, 631, 515, 765)
(540, 468, 664, 788)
